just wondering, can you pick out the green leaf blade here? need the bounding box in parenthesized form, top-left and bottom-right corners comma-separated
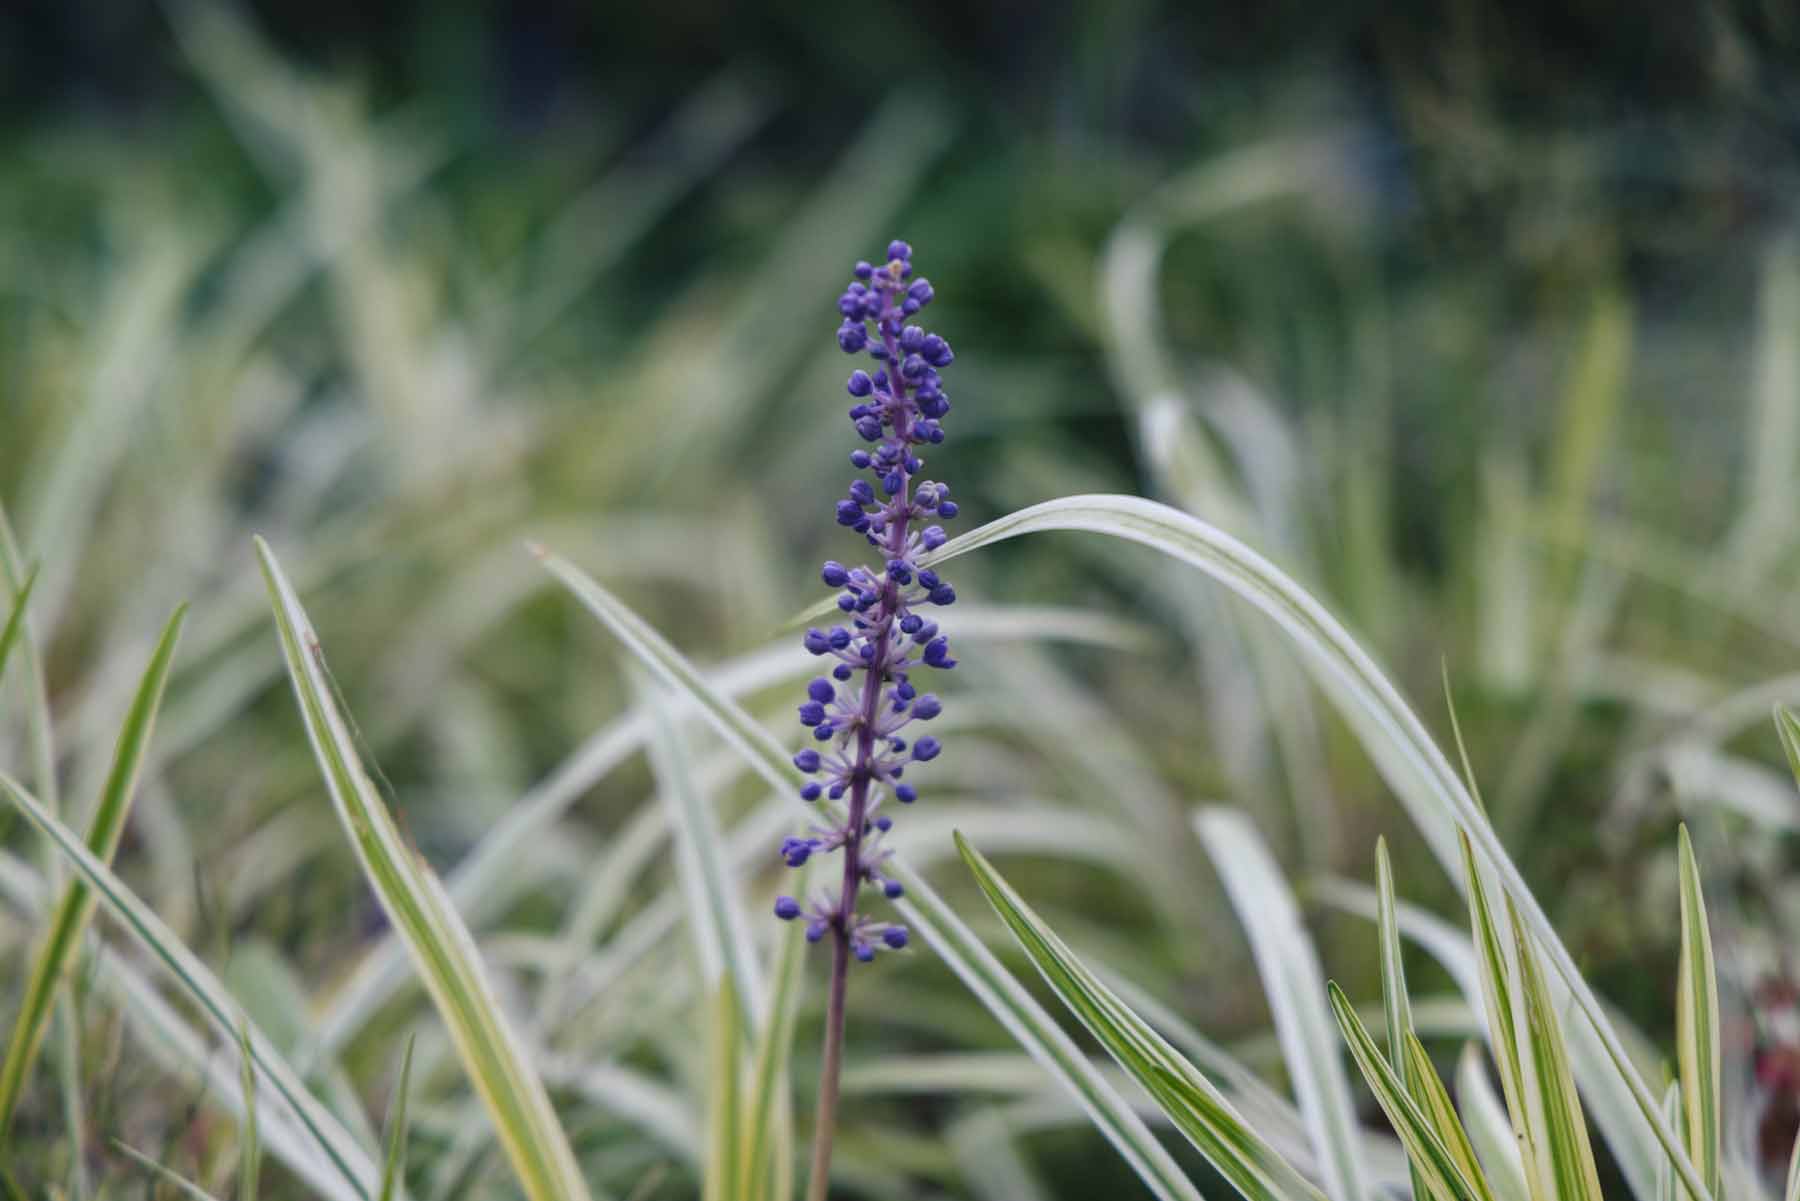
(0, 603, 186, 1136)
(257, 536, 590, 1201)
(958, 832, 1324, 1201)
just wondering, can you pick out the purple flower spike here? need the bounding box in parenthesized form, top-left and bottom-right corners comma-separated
(775, 243, 958, 964)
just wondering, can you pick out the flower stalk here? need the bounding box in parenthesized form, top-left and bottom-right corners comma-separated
(775, 241, 958, 1200)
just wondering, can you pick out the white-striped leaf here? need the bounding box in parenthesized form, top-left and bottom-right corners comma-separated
(958, 832, 1324, 1201)
(1194, 808, 1372, 1201)
(257, 536, 590, 1201)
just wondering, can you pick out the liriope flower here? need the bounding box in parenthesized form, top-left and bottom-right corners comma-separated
(775, 239, 958, 965)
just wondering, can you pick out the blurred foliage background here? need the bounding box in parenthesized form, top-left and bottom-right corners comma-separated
(7, 1, 1800, 1198)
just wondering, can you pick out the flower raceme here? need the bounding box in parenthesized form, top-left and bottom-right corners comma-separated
(774, 240, 957, 965)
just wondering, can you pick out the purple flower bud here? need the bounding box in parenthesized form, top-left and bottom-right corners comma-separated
(901, 354, 926, 380)
(847, 370, 874, 397)
(899, 614, 923, 634)
(918, 569, 940, 589)
(833, 663, 854, 680)
(835, 499, 863, 526)
(920, 525, 947, 550)
(794, 749, 821, 772)
(929, 584, 956, 606)
(775, 895, 803, 920)
(853, 260, 873, 279)
(887, 239, 912, 262)
(896, 680, 916, 700)
(808, 677, 836, 703)
(882, 470, 903, 495)
(838, 321, 869, 353)
(821, 561, 850, 587)
(849, 479, 875, 505)
(874, 815, 893, 831)
(853, 941, 875, 963)
(807, 921, 828, 943)
(798, 701, 826, 726)
(922, 334, 953, 366)
(896, 784, 918, 803)
(912, 737, 942, 762)
(803, 628, 831, 655)
(800, 782, 822, 801)
(900, 325, 926, 353)
(882, 926, 909, 948)
(850, 450, 872, 468)
(855, 416, 883, 442)
(912, 694, 942, 721)
(828, 627, 852, 650)
(908, 279, 934, 306)
(938, 500, 959, 519)
(884, 880, 905, 898)
(813, 723, 835, 741)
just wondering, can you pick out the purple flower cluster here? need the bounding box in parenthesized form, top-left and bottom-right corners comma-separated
(774, 240, 959, 963)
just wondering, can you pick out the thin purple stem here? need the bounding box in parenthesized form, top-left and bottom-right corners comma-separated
(805, 289, 914, 1201)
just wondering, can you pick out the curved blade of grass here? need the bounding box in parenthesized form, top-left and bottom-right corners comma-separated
(239, 1020, 262, 1201)
(0, 773, 382, 1199)
(1675, 826, 1720, 1200)
(741, 920, 804, 1201)
(1457, 1044, 1530, 1201)
(0, 562, 37, 690)
(535, 546, 1205, 1201)
(1376, 837, 1435, 1201)
(1194, 808, 1372, 1201)
(113, 1142, 228, 1201)
(1777, 706, 1800, 788)
(1654, 1083, 1683, 1201)
(704, 979, 743, 1201)
(641, 681, 762, 1025)
(1786, 1122, 1800, 1201)
(958, 832, 1325, 1201)
(379, 1037, 416, 1201)
(1328, 983, 1492, 1201)
(256, 536, 591, 1201)
(882, 492, 1710, 1201)
(0, 501, 58, 819)
(0, 603, 186, 1135)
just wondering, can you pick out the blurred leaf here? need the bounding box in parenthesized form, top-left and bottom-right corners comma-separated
(258, 536, 589, 1201)
(642, 681, 762, 1022)
(1675, 826, 1720, 1200)
(957, 832, 1323, 1201)
(239, 1019, 262, 1201)
(0, 562, 37, 691)
(379, 1037, 416, 1201)
(112, 1141, 228, 1201)
(1776, 706, 1800, 788)
(0, 604, 186, 1136)
(705, 978, 743, 1201)
(0, 772, 382, 1199)
(1654, 1083, 1683, 1201)
(741, 921, 805, 1201)
(1194, 808, 1372, 1201)
(1457, 1044, 1530, 1201)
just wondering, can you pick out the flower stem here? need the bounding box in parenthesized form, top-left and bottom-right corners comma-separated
(804, 290, 914, 1201)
